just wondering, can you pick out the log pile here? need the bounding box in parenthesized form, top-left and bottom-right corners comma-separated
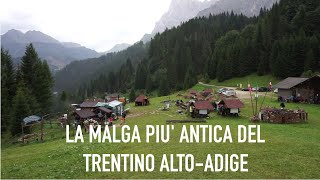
(260, 108, 308, 124)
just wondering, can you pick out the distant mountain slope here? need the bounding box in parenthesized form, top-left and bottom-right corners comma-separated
(151, 0, 219, 35)
(104, 43, 131, 53)
(141, 0, 280, 43)
(140, 33, 153, 43)
(1, 29, 100, 70)
(197, 0, 279, 17)
(54, 42, 148, 92)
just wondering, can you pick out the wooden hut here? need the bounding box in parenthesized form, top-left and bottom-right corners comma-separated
(218, 98, 244, 116)
(202, 88, 213, 97)
(79, 101, 98, 110)
(135, 95, 149, 106)
(190, 101, 215, 118)
(189, 89, 198, 95)
(273, 75, 320, 103)
(105, 93, 120, 102)
(74, 109, 96, 124)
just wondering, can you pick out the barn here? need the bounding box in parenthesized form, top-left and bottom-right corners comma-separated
(274, 75, 320, 103)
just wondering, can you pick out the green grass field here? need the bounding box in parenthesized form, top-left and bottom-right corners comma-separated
(207, 73, 280, 88)
(1, 79, 320, 179)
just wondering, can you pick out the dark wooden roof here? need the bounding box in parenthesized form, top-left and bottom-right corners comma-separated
(135, 95, 148, 102)
(189, 89, 198, 94)
(80, 101, 98, 108)
(74, 109, 96, 119)
(220, 98, 244, 109)
(194, 101, 214, 110)
(203, 88, 213, 93)
(273, 77, 308, 89)
(98, 107, 112, 114)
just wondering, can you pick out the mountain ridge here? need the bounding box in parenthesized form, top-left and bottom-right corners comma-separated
(197, 0, 280, 17)
(1, 29, 100, 70)
(104, 43, 132, 54)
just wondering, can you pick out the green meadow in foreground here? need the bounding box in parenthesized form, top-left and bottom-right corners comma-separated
(1, 85, 320, 179)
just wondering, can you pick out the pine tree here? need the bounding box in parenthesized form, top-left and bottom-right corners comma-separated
(108, 72, 116, 93)
(60, 91, 67, 102)
(1, 48, 16, 103)
(167, 57, 177, 89)
(134, 62, 147, 90)
(183, 66, 197, 89)
(33, 60, 54, 114)
(159, 77, 170, 96)
(129, 89, 136, 102)
(11, 85, 31, 136)
(20, 43, 41, 92)
(200, 40, 212, 75)
(145, 72, 153, 93)
(1, 48, 16, 132)
(304, 49, 316, 72)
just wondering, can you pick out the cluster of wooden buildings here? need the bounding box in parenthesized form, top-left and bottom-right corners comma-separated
(73, 94, 150, 124)
(179, 88, 245, 118)
(73, 98, 124, 123)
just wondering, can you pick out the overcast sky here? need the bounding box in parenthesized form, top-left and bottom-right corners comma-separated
(0, 0, 172, 52)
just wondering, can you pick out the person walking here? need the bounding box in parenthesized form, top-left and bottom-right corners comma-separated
(121, 111, 126, 125)
(109, 116, 113, 126)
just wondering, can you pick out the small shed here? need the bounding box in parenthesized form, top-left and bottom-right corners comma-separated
(190, 101, 215, 118)
(202, 88, 213, 97)
(23, 115, 42, 125)
(135, 95, 149, 106)
(218, 98, 244, 116)
(189, 89, 198, 95)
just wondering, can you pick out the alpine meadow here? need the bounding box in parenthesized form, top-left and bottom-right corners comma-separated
(1, 0, 320, 179)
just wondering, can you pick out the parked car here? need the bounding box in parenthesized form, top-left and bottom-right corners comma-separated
(218, 88, 228, 94)
(242, 88, 249, 91)
(223, 89, 236, 97)
(251, 87, 258, 91)
(259, 87, 270, 92)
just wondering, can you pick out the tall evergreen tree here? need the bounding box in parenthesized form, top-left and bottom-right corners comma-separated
(134, 62, 147, 90)
(11, 85, 31, 136)
(159, 77, 170, 96)
(20, 44, 41, 92)
(304, 49, 316, 72)
(129, 89, 136, 102)
(1, 48, 16, 132)
(183, 66, 198, 89)
(145, 72, 153, 93)
(33, 60, 54, 114)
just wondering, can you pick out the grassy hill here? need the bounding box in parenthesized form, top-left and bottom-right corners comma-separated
(207, 73, 281, 88)
(1, 84, 320, 178)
